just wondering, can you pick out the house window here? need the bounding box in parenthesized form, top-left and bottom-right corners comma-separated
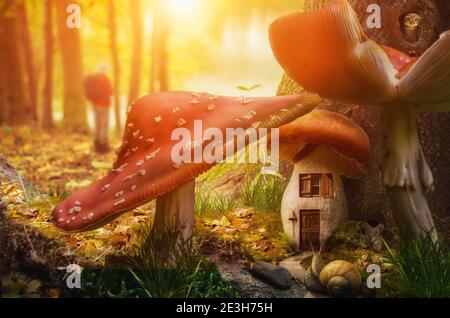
(299, 173, 334, 198)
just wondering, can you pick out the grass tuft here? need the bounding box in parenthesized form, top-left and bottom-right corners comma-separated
(240, 174, 287, 213)
(195, 192, 238, 215)
(384, 231, 450, 298)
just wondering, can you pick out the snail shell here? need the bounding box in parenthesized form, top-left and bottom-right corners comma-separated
(319, 260, 361, 297)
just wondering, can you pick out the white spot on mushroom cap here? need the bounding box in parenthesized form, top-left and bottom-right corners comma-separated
(243, 110, 256, 120)
(172, 107, 180, 113)
(138, 169, 146, 176)
(136, 159, 145, 166)
(101, 184, 111, 192)
(207, 104, 216, 111)
(190, 99, 200, 105)
(131, 185, 137, 191)
(241, 98, 254, 105)
(113, 198, 126, 207)
(154, 116, 162, 123)
(123, 174, 136, 182)
(115, 191, 124, 198)
(146, 138, 155, 146)
(177, 118, 187, 127)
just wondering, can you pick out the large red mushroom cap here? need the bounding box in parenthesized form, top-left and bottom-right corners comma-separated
(278, 110, 371, 179)
(269, 0, 450, 111)
(52, 91, 321, 232)
(269, 0, 397, 105)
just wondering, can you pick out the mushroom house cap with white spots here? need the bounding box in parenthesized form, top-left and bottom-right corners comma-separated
(52, 91, 321, 232)
(269, 0, 450, 110)
(278, 110, 371, 179)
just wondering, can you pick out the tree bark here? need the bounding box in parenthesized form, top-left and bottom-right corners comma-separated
(0, 0, 30, 125)
(0, 14, 6, 124)
(42, 0, 54, 129)
(280, 0, 450, 237)
(150, 0, 169, 93)
(55, 0, 87, 133)
(18, 2, 37, 122)
(128, 0, 143, 104)
(108, 0, 122, 136)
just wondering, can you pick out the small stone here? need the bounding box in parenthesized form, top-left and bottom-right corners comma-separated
(248, 261, 293, 290)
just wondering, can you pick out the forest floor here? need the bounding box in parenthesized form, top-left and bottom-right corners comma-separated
(0, 125, 295, 297)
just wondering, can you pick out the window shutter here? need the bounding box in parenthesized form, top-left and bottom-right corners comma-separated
(320, 174, 327, 197)
(327, 174, 334, 198)
(299, 174, 312, 197)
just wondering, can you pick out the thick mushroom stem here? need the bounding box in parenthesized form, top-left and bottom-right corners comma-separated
(381, 105, 437, 240)
(151, 179, 195, 256)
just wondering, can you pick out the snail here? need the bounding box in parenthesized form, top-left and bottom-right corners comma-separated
(303, 243, 362, 297)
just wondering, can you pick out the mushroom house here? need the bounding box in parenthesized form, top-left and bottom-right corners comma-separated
(278, 110, 371, 251)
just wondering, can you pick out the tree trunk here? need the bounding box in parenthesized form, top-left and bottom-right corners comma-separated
(55, 0, 87, 133)
(0, 15, 6, 124)
(18, 2, 37, 122)
(42, 0, 54, 129)
(150, 0, 169, 93)
(108, 0, 122, 136)
(128, 0, 143, 104)
(0, 0, 30, 125)
(280, 0, 450, 238)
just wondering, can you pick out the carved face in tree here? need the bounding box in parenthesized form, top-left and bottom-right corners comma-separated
(304, 0, 450, 55)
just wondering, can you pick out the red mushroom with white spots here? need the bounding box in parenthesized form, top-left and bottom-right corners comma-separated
(269, 0, 450, 240)
(52, 91, 321, 244)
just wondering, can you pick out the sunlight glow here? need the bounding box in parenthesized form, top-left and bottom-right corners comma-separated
(166, 0, 202, 19)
